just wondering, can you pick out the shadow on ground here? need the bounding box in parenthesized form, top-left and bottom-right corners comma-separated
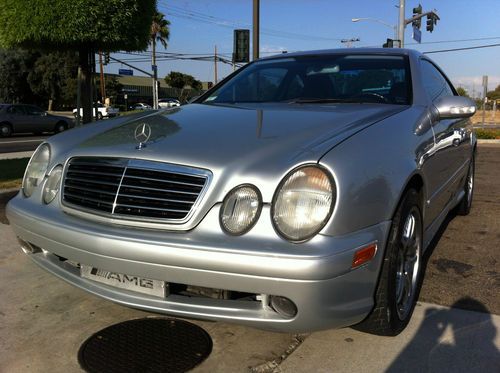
(387, 297, 500, 372)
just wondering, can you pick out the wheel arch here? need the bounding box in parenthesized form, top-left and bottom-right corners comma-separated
(391, 172, 426, 224)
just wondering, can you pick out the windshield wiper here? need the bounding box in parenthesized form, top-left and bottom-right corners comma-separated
(286, 98, 364, 104)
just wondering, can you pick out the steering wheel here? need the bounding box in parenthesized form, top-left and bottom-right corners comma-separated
(352, 92, 390, 104)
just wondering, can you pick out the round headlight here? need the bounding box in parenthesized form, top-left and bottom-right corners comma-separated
(42, 165, 63, 204)
(22, 144, 51, 198)
(272, 166, 335, 242)
(220, 185, 262, 235)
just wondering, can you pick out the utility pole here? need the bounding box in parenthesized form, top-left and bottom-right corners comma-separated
(91, 51, 97, 121)
(76, 66, 82, 127)
(398, 0, 406, 47)
(98, 51, 105, 103)
(253, 0, 260, 60)
(482, 75, 488, 125)
(152, 39, 158, 110)
(214, 45, 218, 84)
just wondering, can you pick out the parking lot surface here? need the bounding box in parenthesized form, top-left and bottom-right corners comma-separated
(0, 143, 499, 372)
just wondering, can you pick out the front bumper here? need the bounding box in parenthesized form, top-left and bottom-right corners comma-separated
(7, 194, 391, 332)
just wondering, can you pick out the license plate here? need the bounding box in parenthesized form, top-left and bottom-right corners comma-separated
(80, 265, 167, 298)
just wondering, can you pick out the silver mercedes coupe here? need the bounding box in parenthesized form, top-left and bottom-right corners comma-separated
(7, 48, 477, 335)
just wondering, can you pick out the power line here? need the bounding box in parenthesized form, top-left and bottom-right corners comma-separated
(408, 36, 500, 45)
(423, 43, 500, 54)
(158, 2, 343, 42)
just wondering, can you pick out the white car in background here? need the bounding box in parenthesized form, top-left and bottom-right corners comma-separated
(131, 103, 153, 110)
(158, 98, 181, 108)
(72, 103, 119, 120)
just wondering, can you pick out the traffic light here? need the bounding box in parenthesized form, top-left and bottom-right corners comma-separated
(104, 52, 110, 65)
(233, 29, 250, 63)
(412, 4, 422, 28)
(383, 38, 394, 48)
(426, 14, 435, 32)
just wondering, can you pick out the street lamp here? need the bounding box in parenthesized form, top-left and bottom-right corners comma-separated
(351, 17, 398, 40)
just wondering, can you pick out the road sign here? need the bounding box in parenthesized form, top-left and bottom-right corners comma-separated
(119, 69, 133, 76)
(412, 26, 422, 43)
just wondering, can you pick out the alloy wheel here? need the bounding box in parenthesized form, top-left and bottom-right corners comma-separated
(395, 207, 421, 321)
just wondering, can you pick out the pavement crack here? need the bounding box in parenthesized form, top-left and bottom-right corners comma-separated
(249, 333, 308, 373)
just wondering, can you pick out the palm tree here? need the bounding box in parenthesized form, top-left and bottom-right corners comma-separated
(150, 11, 170, 109)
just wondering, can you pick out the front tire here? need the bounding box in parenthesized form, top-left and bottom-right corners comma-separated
(354, 188, 423, 336)
(97, 112, 103, 120)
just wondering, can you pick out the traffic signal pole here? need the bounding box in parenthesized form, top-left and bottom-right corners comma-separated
(398, 0, 406, 47)
(397, 1, 439, 48)
(253, 0, 259, 60)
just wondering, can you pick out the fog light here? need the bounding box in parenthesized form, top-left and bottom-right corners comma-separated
(270, 296, 297, 318)
(220, 184, 262, 235)
(43, 165, 63, 204)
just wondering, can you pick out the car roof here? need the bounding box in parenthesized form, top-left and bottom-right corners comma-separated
(261, 47, 421, 60)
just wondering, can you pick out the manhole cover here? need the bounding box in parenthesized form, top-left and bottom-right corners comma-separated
(78, 318, 212, 373)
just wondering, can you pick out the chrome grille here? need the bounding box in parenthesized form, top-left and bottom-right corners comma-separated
(62, 157, 210, 222)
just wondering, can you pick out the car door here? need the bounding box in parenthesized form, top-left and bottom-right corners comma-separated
(420, 59, 471, 226)
(23, 105, 51, 133)
(6, 105, 29, 133)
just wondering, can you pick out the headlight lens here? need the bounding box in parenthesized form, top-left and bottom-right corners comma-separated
(272, 166, 335, 242)
(42, 165, 63, 204)
(22, 144, 51, 197)
(220, 185, 262, 235)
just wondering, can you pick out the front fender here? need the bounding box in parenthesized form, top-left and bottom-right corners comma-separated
(319, 106, 433, 237)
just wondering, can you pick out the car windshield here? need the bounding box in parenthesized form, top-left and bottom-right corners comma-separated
(202, 54, 411, 105)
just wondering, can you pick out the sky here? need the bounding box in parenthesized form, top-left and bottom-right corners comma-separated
(106, 0, 500, 97)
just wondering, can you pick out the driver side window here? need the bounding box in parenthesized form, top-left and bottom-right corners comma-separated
(421, 60, 455, 102)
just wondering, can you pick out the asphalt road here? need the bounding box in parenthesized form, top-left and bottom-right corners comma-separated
(0, 135, 48, 153)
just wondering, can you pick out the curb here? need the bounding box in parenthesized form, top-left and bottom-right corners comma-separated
(477, 139, 500, 144)
(0, 151, 33, 160)
(0, 188, 19, 195)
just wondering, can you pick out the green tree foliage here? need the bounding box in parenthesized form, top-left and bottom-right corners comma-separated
(456, 87, 470, 98)
(151, 11, 170, 50)
(486, 85, 500, 101)
(0, 49, 38, 104)
(27, 51, 79, 110)
(165, 72, 202, 90)
(96, 76, 123, 101)
(0, 49, 78, 110)
(0, 0, 155, 123)
(0, 0, 155, 51)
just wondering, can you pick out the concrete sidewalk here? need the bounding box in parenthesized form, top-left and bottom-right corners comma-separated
(279, 302, 500, 372)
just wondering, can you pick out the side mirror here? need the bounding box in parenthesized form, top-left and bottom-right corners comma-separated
(434, 96, 476, 120)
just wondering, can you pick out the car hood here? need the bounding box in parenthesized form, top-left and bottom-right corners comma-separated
(71, 103, 404, 165)
(50, 103, 406, 200)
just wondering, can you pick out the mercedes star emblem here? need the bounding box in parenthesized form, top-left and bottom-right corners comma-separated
(134, 123, 152, 149)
